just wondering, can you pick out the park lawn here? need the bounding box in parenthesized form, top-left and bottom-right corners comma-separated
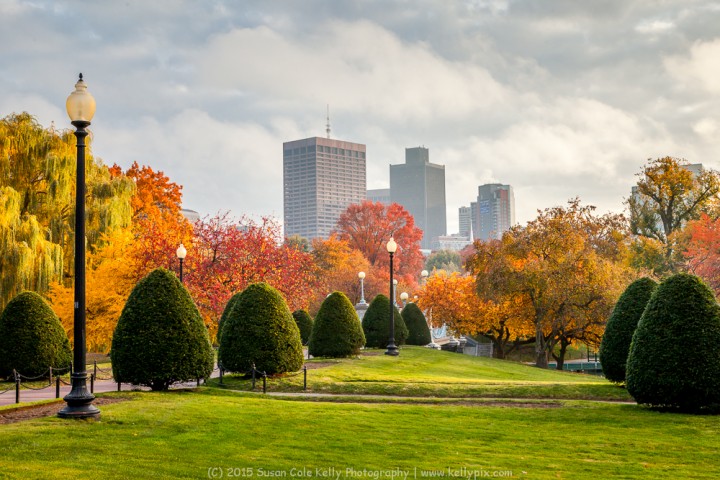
(0, 388, 718, 479)
(209, 347, 631, 401)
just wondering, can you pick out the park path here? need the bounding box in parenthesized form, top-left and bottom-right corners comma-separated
(0, 368, 219, 407)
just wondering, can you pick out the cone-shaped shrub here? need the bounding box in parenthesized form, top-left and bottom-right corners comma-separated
(626, 273, 720, 411)
(217, 292, 242, 346)
(308, 292, 365, 357)
(218, 282, 303, 375)
(111, 268, 214, 391)
(599, 277, 657, 384)
(362, 294, 408, 349)
(0, 291, 72, 379)
(402, 303, 431, 346)
(292, 309, 314, 345)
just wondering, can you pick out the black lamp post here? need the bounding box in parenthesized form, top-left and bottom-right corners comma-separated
(58, 74, 100, 419)
(176, 243, 187, 283)
(385, 237, 399, 356)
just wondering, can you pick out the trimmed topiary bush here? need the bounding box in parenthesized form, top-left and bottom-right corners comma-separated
(111, 268, 214, 391)
(308, 292, 365, 358)
(292, 309, 314, 346)
(362, 294, 408, 349)
(599, 277, 657, 384)
(217, 292, 242, 346)
(0, 291, 72, 379)
(218, 282, 303, 375)
(626, 273, 720, 411)
(402, 302, 431, 346)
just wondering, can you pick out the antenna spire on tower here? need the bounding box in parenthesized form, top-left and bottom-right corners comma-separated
(326, 104, 331, 139)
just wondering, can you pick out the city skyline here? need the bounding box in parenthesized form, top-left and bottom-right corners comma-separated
(2, 1, 719, 234)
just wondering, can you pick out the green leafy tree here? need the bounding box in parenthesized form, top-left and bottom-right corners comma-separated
(218, 282, 303, 375)
(401, 302, 431, 346)
(0, 291, 71, 378)
(626, 273, 720, 411)
(292, 309, 314, 345)
(425, 250, 462, 273)
(217, 292, 242, 346)
(361, 294, 407, 349)
(0, 113, 133, 311)
(308, 292, 365, 357)
(111, 268, 214, 391)
(599, 278, 657, 384)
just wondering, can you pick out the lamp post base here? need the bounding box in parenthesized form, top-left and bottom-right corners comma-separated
(385, 344, 399, 356)
(58, 373, 100, 419)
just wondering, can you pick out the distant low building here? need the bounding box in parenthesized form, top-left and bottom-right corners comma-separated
(366, 188, 390, 204)
(431, 234, 473, 252)
(181, 209, 201, 224)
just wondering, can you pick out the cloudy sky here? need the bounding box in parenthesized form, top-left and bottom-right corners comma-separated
(2, 0, 720, 234)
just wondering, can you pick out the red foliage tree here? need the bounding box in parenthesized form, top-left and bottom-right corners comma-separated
(685, 214, 720, 294)
(333, 201, 424, 284)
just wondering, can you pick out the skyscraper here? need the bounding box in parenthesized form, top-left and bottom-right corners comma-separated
(390, 147, 446, 249)
(283, 137, 366, 240)
(458, 206, 472, 238)
(475, 183, 515, 241)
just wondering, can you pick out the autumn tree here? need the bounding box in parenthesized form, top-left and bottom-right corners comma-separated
(471, 199, 632, 368)
(684, 214, 720, 295)
(417, 269, 534, 359)
(334, 201, 424, 282)
(627, 157, 720, 275)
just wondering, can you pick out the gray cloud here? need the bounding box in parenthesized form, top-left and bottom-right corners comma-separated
(1, 0, 719, 234)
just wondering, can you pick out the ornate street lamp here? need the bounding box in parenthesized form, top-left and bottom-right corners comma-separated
(358, 271, 367, 305)
(400, 292, 409, 307)
(421, 269, 429, 284)
(58, 74, 100, 419)
(385, 237, 399, 356)
(176, 243, 187, 283)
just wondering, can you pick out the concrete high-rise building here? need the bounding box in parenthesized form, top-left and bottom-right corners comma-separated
(475, 183, 515, 241)
(283, 136, 366, 240)
(390, 147, 446, 249)
(458, 206, 472, 238)
(367, 188, 390, 204)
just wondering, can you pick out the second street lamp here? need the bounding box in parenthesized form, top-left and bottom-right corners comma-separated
(58, 74, 100, 419)
(358, 271, 367, 305)
(385, 237, 399, 356)
(400, 291, 409, 307)
(176, 243, 187, 283)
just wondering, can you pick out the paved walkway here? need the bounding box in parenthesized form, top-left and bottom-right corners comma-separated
(0, 368, 219, 407)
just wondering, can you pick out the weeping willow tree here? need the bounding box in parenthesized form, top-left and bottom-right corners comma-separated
(0, 112, 134, 310)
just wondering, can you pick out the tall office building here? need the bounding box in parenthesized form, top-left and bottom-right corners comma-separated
(390, 147, 446, 249)
(283, 137, 366, 240)
(458, 206, 472, 239)
(367, 188, 390, 204)
(475, 183, 515, 241)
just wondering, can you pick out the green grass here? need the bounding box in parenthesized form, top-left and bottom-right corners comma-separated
(1, 389, 719, 479)
(209, 347, 631, 401)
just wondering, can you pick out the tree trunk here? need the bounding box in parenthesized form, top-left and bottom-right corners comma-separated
(534, 321, 549, 368)
(555, 339, 569, 370)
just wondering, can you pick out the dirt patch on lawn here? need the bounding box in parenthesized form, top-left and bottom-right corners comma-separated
(303, 362, 337, 370)
(0, 397, 128, 424)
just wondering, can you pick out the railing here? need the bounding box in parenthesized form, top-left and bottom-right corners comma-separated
(218, 362, 308, 394)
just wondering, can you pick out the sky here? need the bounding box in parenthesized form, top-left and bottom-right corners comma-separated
(2, 0, 720, 234)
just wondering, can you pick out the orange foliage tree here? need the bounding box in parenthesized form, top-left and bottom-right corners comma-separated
(684, 214, 720, 295)
(333, 201, 424, 286)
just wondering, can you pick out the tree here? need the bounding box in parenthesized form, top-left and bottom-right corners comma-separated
(308, 292, 365, 357)
(417, 268, 534, 359)
(334, 201, 424, 281)
(425, 250, 462, 273)
(401, 302, 431, 346)
(471, 200, 632, 368)
(599, 278, 657, 384)
(361, 294, 407, 349)
(110, 268, 214, 391)
(684, 214, 720, 295)
(217, 292, 242, 347)
(627, 157, 720, 274)
(0, 291, 72, 379)
(292, 309, 314, 346)
(626, 273, 720, 411)
(0, 113, 133, 311)
(218, 282, 304, 375)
